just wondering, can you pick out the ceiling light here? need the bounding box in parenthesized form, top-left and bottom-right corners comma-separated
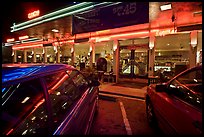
(160, 4, 172, 11)
(52, 29, 59, 33)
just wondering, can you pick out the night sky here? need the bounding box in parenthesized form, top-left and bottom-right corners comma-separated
(2, 2, 76, 42)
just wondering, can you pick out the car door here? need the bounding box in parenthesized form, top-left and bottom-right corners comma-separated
(43, 71, 80, 135)
(154, 68, 202, 135)
(68, 70, 95, 134)
(1, 78, 51, 135)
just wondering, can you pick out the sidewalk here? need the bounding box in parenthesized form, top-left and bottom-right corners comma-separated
(99, 78, 148, 100)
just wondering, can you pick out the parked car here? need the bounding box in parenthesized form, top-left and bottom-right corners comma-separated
(1, 63, 100, 135)
(145, 65, 202, 135)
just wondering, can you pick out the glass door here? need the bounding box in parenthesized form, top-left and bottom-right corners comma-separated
(119, 45, 148, 78)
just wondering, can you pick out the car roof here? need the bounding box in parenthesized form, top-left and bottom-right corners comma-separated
(2, 63, 76, 84)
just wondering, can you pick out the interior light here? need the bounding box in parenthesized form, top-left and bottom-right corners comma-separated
(19, 35, 29, 40)
(21, 97, 30, 103)
(160, 4, 172, 11)
(7, 38, 15, 42)
(52, 29, 59, 32)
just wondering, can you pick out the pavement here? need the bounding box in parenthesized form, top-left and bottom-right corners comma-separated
(98, 78, 148, 100)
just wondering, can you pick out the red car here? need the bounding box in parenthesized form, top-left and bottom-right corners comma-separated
(145, 65, 202, 135)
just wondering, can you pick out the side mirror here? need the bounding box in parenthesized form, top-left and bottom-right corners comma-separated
(155, 83, 167, 92)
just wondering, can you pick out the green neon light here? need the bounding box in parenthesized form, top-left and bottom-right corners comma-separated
(11, 2, 113, 32)
(11, 2, 93, 29)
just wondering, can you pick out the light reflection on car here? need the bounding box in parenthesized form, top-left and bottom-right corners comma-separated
(1, 63, 100, 135)
(145, 65, 202, 135)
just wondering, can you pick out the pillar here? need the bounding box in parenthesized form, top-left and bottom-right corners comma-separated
(113, 39, 119, 83)
(71, 44, 75, 66)
(189, 30, 197, 68)
(56, 46, 61, 63)
(13, 50, 17, 63)
(89, 42, 95, 69)
(23, 50, 27, 63)
(148, 34, 155, 76)
(33, 48, 36, 63)
(43, 47, 47, 63)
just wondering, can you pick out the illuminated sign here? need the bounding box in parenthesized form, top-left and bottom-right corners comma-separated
(154, 28, 177, 36)
(28, 10, 40, 19)
(19, 35, 29, 40)
(7, 38, 15, 42)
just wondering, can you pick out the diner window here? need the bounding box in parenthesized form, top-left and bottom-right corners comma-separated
(60, 43, 72, 64)
(155, 33, 190, 77)
(95, 41, 114, 72)
(74, 43, 90, 70)
(46, 46, 56, 63)
(16, 50, 24, 63)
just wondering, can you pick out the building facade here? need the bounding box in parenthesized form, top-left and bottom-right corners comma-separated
(4, 2, 202, 82)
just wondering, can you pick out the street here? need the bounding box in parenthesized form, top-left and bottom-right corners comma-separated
(90, 94, 162, 135)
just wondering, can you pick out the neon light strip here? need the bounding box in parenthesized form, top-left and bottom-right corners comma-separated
(11, 2, 112, 32)
(11, 2, 91, 28)
(12, 44, 43, 50)
(111, 31, 149, 38)
(11, 4, 93, 32)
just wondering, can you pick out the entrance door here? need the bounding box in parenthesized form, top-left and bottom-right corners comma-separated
(119, 45, 148, 78)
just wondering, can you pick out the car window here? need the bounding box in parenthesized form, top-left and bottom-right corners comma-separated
(168, 68, 202, 110)
(1, 79, 49, 135)
(68, 70, 89, 92)
(43, 71, 80, 130)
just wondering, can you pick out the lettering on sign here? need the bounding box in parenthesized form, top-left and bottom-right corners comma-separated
(156, 29, 177, 36)
(113, 2, 137, 17)
(28, 10, 40, 19)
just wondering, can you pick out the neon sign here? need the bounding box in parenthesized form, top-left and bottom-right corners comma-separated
(28, 10, 40, 19)
(7, 38, 15, 42)
(154, 28, 177, 36)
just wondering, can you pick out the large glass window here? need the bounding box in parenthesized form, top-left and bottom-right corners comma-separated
(46, 46, 56, 63)
(74, 43, 90, 69)
(95, 41, 113, 72)
(155, 33, 190, 77)
(35, 48, 44, 63)
(16, 50, 24, 63)
(60, 43, 72, 64)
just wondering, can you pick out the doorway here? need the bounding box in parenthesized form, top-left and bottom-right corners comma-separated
(119, 44, 148, 78)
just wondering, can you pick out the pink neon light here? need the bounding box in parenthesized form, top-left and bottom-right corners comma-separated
(12, 44, 43, 50)
(28, 10, 40, 19)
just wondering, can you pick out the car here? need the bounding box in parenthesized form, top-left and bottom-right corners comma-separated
(1, 63, 100, 135)
(145, 65, 202, 135)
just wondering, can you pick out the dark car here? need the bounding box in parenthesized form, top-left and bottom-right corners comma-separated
(145, 65, 202, 135)
(1, 63, 100, 135)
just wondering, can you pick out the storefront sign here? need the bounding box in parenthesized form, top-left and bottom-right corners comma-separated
(72, 2, 149, 34)
(155, 28, 177, 36)
(28, 10, 40, 19)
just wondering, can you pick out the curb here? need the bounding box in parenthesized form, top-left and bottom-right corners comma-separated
(99, 90, 145, 100)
